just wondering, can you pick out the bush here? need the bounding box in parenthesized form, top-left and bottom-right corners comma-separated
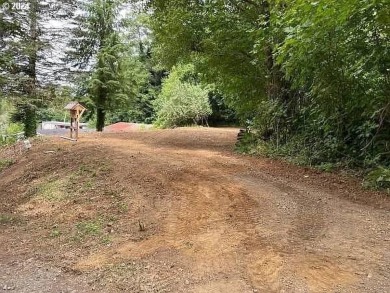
(0, 123, 24, 145)
(364, 167, 390, 191)
(154, 64, 212, 128)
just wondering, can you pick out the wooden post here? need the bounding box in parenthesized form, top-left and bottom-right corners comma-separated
(64, 102, 86, 141)
(70, 117, 74, 139)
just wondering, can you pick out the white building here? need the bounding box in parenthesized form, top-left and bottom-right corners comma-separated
(40, 121, 88, 130)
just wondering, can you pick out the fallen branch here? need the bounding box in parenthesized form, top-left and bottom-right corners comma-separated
(60, 136, 77, 142)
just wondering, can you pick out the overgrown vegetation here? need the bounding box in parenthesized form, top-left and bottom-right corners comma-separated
(364, 167, 390, 191)
(0, 100, 23, 145)
(154, 64, 212, 128)
(147, 0, 389, 189)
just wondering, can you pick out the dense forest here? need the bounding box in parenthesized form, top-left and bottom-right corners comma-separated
(0, 0, 389, 188)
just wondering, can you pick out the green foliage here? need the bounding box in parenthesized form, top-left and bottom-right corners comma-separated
(147, 0, 390, 183)
(105, 14, 167, 125)
(70, 0, 149, 131)
(0, 0, 74, 137)
(37, 108, 66, 122)
(107, 91, 156, 124)
(149, 0, 271, 119)
(23, 104, 37, 138)
(5, 122, 23, 137)
(154, 64, 212, 128)
(36, 179, 68, 202)
(208, 92, 237, 126)
(273, 0, 390, 167)
(12, 103, 37, 138)
(76, 219, 102, 237)
(0, 99, 13, 133)
(36, 86, 75, 122)
(235, 133, 257, 154)
(73, 217, 109, 243)
(364, 167, 390, 191)
(50, 228, 61, 238)
(0, 109, 24, 145)
(0, 0, 21, 89)
(0, 213, 23, 225)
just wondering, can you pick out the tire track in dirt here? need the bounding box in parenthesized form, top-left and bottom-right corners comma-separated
(234, 172, 360, 292)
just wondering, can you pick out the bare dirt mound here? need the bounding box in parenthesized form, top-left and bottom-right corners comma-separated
(104, 122, 152, 132)
(0, 127, 389, 292)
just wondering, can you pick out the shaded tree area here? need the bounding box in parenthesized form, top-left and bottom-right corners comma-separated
(105, 15, 168, 125)
(68, 0, 148, 131)
(208, 92, 237, 127)
(145, 0, 389, 186)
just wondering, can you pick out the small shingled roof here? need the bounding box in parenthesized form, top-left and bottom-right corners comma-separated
(64, 102, 86, 110)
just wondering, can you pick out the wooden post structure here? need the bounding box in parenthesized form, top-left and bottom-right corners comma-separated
(64, 102, 86, 140)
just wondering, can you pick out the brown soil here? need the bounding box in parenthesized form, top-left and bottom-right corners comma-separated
(104, 122, 151, 132)
(0, 127, 389, 293)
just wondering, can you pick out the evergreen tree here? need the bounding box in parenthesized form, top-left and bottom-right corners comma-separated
(1, 0, 77, 137)
(69, 0, 147, 131)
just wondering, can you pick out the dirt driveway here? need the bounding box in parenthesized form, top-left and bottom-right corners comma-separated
(0, 127, 389, 292)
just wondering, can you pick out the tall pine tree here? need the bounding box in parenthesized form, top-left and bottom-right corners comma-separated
(1, 0, 77, 137)
(69, 0, 147, 131)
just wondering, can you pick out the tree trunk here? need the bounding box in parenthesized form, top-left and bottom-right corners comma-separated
(96, 107, 105, 132)
(24, 103, 37, 137)
(24, 0, 38, 137)
(95, 54, 107, 132)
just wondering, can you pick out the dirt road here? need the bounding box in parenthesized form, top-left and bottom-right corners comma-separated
(0, 127, 389, 292)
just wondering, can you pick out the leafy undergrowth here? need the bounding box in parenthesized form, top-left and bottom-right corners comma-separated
(363, 167, 390, 192)
(236, 134, 390, 193)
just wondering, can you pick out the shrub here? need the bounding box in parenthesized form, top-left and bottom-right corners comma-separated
(154, 64, 212, 128)
(364, 167, 390, 191)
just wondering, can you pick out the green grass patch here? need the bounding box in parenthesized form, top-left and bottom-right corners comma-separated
(77, 164, 98, 176)
(117, 202, 128, 213)
(36, 179, 69, 201)
(0, 213, 23, 225)
(0, 159, 14, 172)
(72, 217, 117, 244)
(101, 235, 112, 245)
(82, 179, 95, 190)
(76, 219, 103, 237)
